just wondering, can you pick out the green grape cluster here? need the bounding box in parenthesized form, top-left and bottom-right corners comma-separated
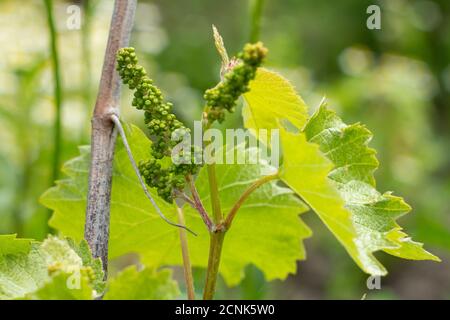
(204, 42, 268, 123)
(137, 159, 172, 201)
(117, 48, 186, 159)
(116, 42, 267, 203)
(117, 47, 200, 202)
(138, 156, 201, 202)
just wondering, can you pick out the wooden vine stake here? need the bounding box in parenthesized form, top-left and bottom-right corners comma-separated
(84, 0, 137, 278)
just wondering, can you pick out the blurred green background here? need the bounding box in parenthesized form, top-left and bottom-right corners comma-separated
(0, 0, 449, 299)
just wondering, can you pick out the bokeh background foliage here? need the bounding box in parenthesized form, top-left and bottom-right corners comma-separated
(0, 0, 449, 299)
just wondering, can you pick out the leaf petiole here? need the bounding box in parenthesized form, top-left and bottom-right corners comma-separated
(223, 172, 279, 230)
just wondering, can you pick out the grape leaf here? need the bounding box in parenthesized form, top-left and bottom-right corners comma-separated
(278, 130, 369, 272)
(0, 236, 98, 299)
(243, 68, 309, 136)
(243, 70, 371, 272)
(41, 123, 311, 285)
(243, 71, 438, 274)
(103, 267, 179, 300)
(303, 105, 439, 267)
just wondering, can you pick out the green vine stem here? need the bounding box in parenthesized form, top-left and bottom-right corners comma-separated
(201, 39, 267, 300)
(206, 164, 223, 224)
(202, 171, 278, 300)
(44, 0, 63, 185)
(203, 152, 225, 300)
(249, 0, 265, 42)
(203, 231, 225, 300)
(176, 206, 196, 300)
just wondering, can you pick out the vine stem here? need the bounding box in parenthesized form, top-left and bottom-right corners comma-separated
(203, 231, 225, 300)
(202, 6, 272, 297)
(201, 142, 225, 299)
(84, 0, 136, 277)
(207, 164, 223, 223)
(203, 172, 277, 300)
(223, 172, 278, 229)
(249, 0, 265, 42)
(176, 206, 195, 300)
(111, 115, 196, 236)
(203, 151, 225, 300)
(44, 0, 63, 196)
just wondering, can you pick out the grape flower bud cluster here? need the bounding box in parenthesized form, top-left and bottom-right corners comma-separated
(116, 42, 267, 203)
(204, 42, 268, 123)
(117, 47, 200, 202)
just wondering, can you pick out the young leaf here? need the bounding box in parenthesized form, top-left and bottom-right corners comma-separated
(303, 105, 439, 267)
(275, 110, 438, 275)
(278, 130, 369, 272)
(243, 68, 309, 137)
(242, 70, 438, 274)
(103, 267, 179, 300)
(41, 124, 311, 286)
(0, 236, 97, 300)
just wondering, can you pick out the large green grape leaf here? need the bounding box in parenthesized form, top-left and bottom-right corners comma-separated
(0, 236, 99, 300)
(242, 70, 438, 274)
(41, 124, 311, 286)
(303, 105, 439, 267)
(103, 267, 179, 300)
(278, 130, 372, 272)
(243, 68, 309, 136)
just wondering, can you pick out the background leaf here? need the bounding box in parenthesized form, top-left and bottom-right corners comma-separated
(0, 236, 96, 300)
